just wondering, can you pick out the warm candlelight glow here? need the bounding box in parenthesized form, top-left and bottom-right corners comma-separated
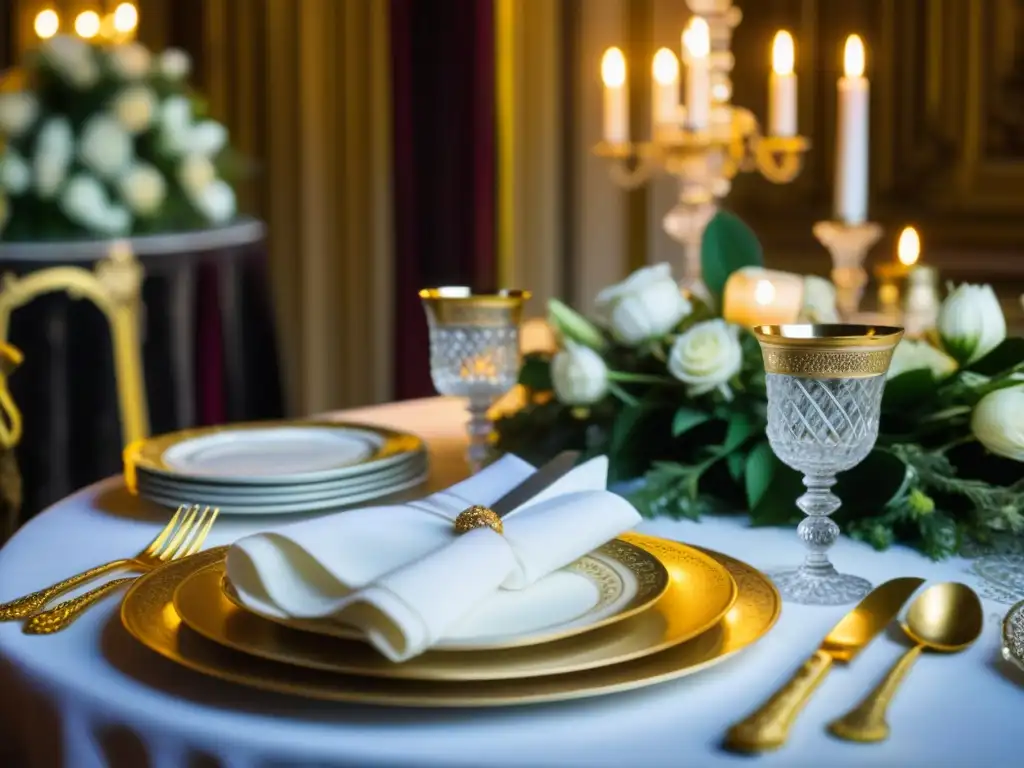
(113, 3, 139, 33)
(897, 226, 921, 267)
(683, 17, 711, 60)
(34, 9, 59, 39)
(772, 31, 794, 76)
(601, 48, 626, 88)
(652, 48, 679, 85)
(754, 279, 777, 306)
(74, 10, 101, 38)
(843, 35, 865, 78)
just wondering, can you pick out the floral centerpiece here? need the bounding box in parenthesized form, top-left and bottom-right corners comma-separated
(0, 35, 239, 242)
(495, 212, 1024, 559)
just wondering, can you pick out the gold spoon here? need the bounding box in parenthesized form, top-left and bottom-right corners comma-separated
(828, 581, 983, 743)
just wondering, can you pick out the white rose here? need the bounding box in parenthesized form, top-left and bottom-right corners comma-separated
(60, 174, 129, 234)
(667, 319, 743, 399)
(118, 164, 166, 215)
(159, 96, 194, 154)
(800, 276, 839, 323)
(159, 48, 192, 80)
(34, 118, 74, 198)
(0, 92, 38, 137)
(971, 387, 1024, 462)
(189, 120, 228, 156)
(178, 154, 216, 196)
(594, 263, 692, 346)
(194, 180, 236, 224)
(551, 341, 609, 406)
(938, 283, 1006, 365)
(108, 42, 151, 80)
(0, 150, 31, 194)
(79, 115, 134, 179)
(112, 86, 157, 134)
(886, 339, 957, 380)
(41, 35, 99, 88)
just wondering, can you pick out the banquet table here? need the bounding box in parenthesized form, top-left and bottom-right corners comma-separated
(0, 397, 1020, 768)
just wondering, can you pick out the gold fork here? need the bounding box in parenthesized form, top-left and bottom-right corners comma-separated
(0, 504, 217, 621)
(23, 505, 219, 634)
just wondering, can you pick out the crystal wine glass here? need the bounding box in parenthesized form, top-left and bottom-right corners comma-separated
(420, 287, 530, 473)
(754, 323, 903, 606)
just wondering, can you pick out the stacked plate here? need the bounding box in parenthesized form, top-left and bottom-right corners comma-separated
(121, 532, 782, 707)
(125, 421, 428, 515)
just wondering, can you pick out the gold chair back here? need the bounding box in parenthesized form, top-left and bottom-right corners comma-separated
(0, 241, 150, 449)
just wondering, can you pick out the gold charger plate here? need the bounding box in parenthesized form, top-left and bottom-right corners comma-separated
(173, 539, 729, 680)
(124, 419, 424, 489)
(121, 533, 780, 706)
(217, 539, 679, 652)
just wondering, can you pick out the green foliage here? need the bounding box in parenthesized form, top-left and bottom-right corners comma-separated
(700, 210, 764, 303)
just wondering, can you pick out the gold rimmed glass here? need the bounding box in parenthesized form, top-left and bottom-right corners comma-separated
(420, 287, 530, 473)
(754, 323, 904, 606)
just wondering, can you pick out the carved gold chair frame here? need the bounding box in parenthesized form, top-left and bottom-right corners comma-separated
(0, 241, 150, 449)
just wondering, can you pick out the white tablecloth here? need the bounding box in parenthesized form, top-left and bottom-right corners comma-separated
(0, 397, 1020, 768)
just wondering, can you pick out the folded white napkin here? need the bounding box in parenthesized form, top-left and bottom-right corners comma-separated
(226, 454, 640, 661)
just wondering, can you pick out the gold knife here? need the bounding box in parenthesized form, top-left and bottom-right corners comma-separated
(723, 576, 925, 753)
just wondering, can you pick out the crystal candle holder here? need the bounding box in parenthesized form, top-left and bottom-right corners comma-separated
(420, 287, 530, 473)
(754, 323, 903, 605)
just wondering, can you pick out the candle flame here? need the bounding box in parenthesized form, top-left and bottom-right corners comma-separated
(652, 48, 679, 85)
(754, 279, 776, 306)
(34, 9, 59, 39)
(897, 226, 920, 267)
(843, 35, 865, 78)
(772, 31, 795, 76)
(683, 17, 711, 60)
(113, 3, 139, 33)
(601, 47, 627, 88)
(74, 10, 101, 38)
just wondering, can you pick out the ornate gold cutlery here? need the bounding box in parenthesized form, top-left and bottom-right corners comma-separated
(0, 503, 215, 621)
(22, 504, 218, 634)
(723, 576, 924, 753)
(828, 582, 983, 742)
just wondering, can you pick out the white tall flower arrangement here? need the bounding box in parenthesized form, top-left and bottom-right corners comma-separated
(0, 35, 238, 241)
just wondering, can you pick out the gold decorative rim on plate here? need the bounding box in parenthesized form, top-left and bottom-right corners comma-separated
(121, 533, 777, 706)
(124, 420, 425, 490)
(218, 539, 678, 651)
(754, 324, 904, 379)
(172, 538, 733, 680)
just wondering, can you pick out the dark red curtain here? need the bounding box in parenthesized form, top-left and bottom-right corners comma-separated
(391, 0, 497, 399)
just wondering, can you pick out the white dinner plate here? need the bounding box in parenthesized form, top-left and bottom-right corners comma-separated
(140, 469, 430, 516)
(126, 421, 424, 486)
(135, 454, 427, 504)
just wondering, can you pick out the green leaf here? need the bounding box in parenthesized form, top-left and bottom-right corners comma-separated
(882, 369, 935, 411)
(672, 406, 711, 437)
(834, 449, 910, 518)
(749, 457, 804, 526)
(723, 411, 756, 452)
(548, 298, 606, 351)
(700, 210, 764, 302)
(967, 337, 1024, 376)
(744, 441, 775, 510)
(726, 451, 746, 483)
(518, 355, 553, 391)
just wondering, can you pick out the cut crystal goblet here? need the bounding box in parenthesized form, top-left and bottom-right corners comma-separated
(420, 287, 530, 473)
(754, 323, 903, 606)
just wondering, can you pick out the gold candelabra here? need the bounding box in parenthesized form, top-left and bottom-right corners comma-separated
(594, 1, 809, 296)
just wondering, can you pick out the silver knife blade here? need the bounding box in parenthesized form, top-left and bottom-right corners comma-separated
(489, 451, 582, 517)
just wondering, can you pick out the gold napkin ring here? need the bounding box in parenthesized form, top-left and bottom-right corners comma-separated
(454, 505, 504, 535)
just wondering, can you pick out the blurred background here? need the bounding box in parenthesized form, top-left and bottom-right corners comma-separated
(0, 0, 1023, 524)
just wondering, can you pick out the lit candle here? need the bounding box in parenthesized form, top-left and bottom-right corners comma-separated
(834, 35, 869, 224)
(683, 17, 711, 131)
(769, 30, 797, 137)
(651, 48, 680, 130)
(897, 225, 920, 271)
(601, 48, 628, 145)
(723, 267, 804, 326)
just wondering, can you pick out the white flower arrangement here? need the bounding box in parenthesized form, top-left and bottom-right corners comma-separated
(0, 36, 238, 241)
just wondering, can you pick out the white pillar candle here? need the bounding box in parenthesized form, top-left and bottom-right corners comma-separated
(651, 48, 680, 130)
(768, 30, 797, 137)
(601, 47, 628, 144)
(834, 35, 869, 224)
(723, 267, 804, 327)
(683, 17, 711, 131)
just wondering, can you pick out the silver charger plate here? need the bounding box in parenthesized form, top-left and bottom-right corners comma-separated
(1003, 600, 1024, 673)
